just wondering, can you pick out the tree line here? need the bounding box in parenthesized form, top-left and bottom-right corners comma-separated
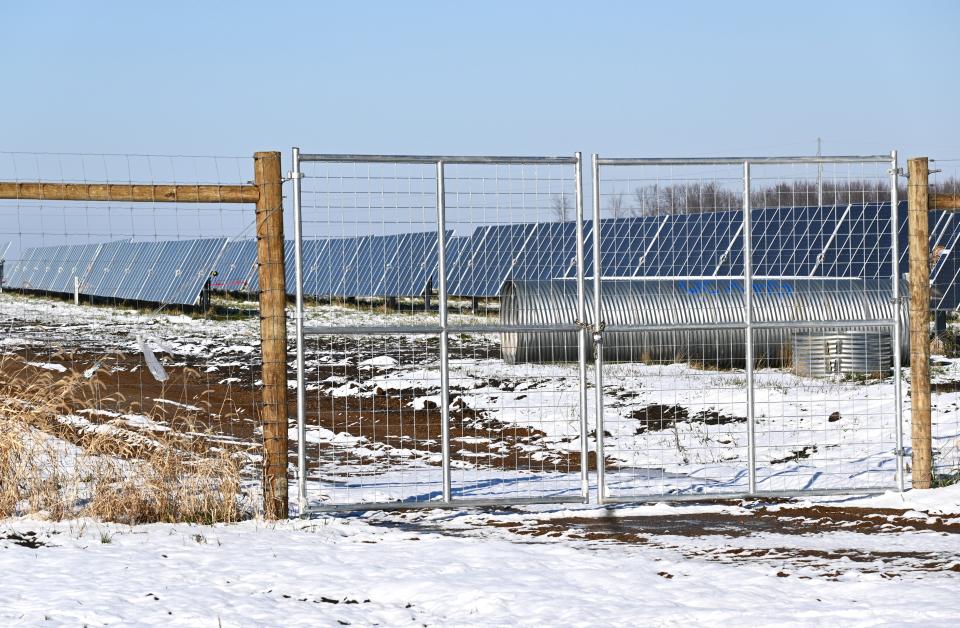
(550, 178, 959, 220)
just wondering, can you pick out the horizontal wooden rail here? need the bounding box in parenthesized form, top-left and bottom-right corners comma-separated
(932, 193, 960, 211)
(0, 182, 259, 203)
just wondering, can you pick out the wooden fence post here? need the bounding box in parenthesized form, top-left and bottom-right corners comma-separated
(254, 151, 289, 518)
(907, 157, 932, 489)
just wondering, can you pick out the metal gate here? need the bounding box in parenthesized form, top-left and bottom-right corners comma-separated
(290, 147, 907, 513)
(290, 150, 589, 513)
(589, 153, 906, 503)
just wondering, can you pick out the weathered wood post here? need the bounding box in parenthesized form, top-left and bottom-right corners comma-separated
(254, 151, 289, 518)
(907, 157, 932, 489)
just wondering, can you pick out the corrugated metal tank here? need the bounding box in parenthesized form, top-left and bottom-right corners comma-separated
(500, 278, 908, 367)
(792, 331, 894, 377)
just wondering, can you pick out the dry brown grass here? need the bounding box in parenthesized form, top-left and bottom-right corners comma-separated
(0, 354, 250, 524)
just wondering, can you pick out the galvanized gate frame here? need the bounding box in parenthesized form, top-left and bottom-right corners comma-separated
(590, 152, 906, 503)
(290, 148, 905, 513)
(290, 149, 590, 513)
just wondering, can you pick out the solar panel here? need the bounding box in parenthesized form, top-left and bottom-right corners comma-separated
(26, 245, 68, 291)
(211, 240, 258, 293)
(444, 231, 482, 295)
(677, 211, 741, 276)
(752, 206, 828, 276)
(931, 211, 960, 310)
(329, 236, 368, 297)
(282, 239, 296, 292)
(382, 230, 449, 297)
(91, 239, 227, 305)
(80, 240, 130, 297)
(11, 245, 46, 290)
(121, 241, 166, 300)
(3, 246, 36, 289)
(451, 223, 537, 297)
(47, 243, 103, 294)
(109, 241, 150, 299)
(22, 245, 53, 291)
(301, 236, 362, 297)
(512, 221, 579, 282)
(340, 235, 387, 297)
(301, 239, 332, 298)
(595, 217, 641, 277)
(164, 238, 227, 305)
(634, 215, 679, 276)
(298, 239, 328, 298)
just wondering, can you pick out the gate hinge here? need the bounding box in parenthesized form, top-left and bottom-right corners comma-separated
(890, 296, 904, 305)
(574, 319, 591, 330)
(286, 171, 304, 180)
(889, 167, 905, 177)
(893, 447, 907, 457)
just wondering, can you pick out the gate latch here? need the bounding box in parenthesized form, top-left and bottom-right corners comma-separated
(592, 321, 606, 345)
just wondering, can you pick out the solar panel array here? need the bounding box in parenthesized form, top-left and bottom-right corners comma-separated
(211, 231, 448, 299)
(438, 202, 950, 303)
(4, 203, 960, 309)
(4, 238, 227, 306)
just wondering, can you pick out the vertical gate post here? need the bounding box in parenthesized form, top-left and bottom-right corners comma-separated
(890, 150, 905, 491)
(907, 157, 932, 489)
(742, 160, 757, 495)
(573, 152, 589, 501)
(591, 154, 606, 502)
(254, 150, 290, 518)
(435, 160, 452, 503)
(290, 147, 308, 516)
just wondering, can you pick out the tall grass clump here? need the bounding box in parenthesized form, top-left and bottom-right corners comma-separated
(0, 354, 249, 523)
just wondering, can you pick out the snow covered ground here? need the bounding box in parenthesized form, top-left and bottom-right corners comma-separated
(2, 486, 959, 626)
(3, 293, 960, 508)
(3, 294, 960, 625)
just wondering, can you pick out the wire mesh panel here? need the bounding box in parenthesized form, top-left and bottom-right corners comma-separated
(749, 158, 902, 494)
(294, 155, 443, 511)
(294, 152, 588, 512)
(590, 154, 903, 501)
(443, 158, 588, 505)
(0, 152, 264, 521)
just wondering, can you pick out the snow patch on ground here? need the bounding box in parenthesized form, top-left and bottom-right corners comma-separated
(0, 505, 958, 626)
(26, 361, 66, 373)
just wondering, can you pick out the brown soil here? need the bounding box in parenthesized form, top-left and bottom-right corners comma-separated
(630, 404, 746, 434)
(493, 506, 960, 541)
(3, 343, 599, 476)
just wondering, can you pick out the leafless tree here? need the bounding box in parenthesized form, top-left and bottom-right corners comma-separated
(551, 193, 571, 222)
(625, 177, 948, 215)
(607, 191, 627, 219)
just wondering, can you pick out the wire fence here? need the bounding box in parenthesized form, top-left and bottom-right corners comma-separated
(0, 146, 953, 520)
(0, 152, 264, 521)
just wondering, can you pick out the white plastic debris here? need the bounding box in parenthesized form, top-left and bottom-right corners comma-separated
(137, 334, 169, 382)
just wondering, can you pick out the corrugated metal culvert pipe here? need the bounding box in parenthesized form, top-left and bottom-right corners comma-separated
(500, 278, 908, 371)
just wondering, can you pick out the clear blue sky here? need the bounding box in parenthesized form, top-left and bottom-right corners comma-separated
(2, 0, 958, 160)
